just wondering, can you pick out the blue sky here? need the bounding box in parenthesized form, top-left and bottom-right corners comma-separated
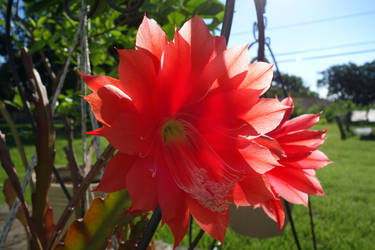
(223, 0, 375, 97)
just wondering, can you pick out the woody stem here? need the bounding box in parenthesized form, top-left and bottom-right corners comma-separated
(136, 206, 162, 250)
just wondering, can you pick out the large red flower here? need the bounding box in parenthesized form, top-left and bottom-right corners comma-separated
(80, 16, 328, 247)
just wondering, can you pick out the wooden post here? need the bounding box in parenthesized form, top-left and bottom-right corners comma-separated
(335, 116, 346, 140)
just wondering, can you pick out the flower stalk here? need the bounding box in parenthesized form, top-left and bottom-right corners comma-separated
(136, 206, 162, 250)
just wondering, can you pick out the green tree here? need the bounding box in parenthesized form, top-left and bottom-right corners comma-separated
(267, 72, 318, 98)
(0, 0, 225, 100)
(318, 60, 375, 105)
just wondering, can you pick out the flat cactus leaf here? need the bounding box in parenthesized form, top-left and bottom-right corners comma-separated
(55, 190, 132, 250)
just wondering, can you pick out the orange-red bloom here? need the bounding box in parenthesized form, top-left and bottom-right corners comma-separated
(265, 97, 331, 205)
(80, 16, 329, 247)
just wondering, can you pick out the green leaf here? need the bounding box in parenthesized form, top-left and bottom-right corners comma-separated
(55, 190, 133, 250)
(26, 0, 60, 13)
(30, 40, 46, 53)
(162, 23, 175, 41)
(186, 0, 206, 12)
(28, 18, 36, 27)
(196, 0, 224, 16)
(110, 30, 123, 38)
(167, 11, 185, 27)
(37, 15, 48, 27)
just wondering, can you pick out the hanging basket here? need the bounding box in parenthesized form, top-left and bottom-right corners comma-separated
(228, 202, 290, 238)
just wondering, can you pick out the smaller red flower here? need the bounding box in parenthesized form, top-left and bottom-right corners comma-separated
(232, 97, 330, 228)
(265, 97, 331, 206)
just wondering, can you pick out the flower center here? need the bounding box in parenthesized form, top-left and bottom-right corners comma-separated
(162, 120, 186, 144)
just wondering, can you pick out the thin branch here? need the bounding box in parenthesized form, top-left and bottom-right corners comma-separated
(62, 116, 82, 187)
(62, 116, 84, 218)
(0, 131, 42, 249)
(0, 154, 37, 248)
(84, 137, 96, 177)
(308, 199, 317, 250)
(51, 16, 83, 113)
(0, 101, 29, 172)
(84, 137, 96, 209)
(188, 215, 193, 247)
(5, 0, 36, 131)
(21, 47, 56, 248)
(46, 145, 116, 250)
(79, 0, 101, 168)
(79, 0, 88, 176)
(39, 50, 58, 93)
(136, 206, 162, 250)
(284, 200, 301, 250)
(254, 0, 266, 62)
(188, 229, 205, 250)
(52, 166, 72, 201)
(221, 0, 235, 44)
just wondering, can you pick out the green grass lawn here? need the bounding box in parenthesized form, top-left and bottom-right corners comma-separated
(0, 123, 107, 204)
(1, 122, 375, 249)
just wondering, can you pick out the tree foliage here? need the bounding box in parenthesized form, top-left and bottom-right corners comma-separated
(318, 60, 375, 105)
(0, 0, 225, 100)
(267, 72, 318, 98)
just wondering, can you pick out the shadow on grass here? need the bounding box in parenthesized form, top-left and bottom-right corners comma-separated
(360, 134, 375, 141)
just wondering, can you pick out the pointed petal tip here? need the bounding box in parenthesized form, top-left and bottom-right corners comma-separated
(85, 127, 105, 135)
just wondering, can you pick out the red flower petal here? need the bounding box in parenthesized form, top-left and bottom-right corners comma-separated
(277, 130, 326, 154)
(79, 73, 121, 92)
(136, 15, 167, 63)
(126, 157, 158, 212)
(186, 88, 262, 128)
(159, 30, 193, 114)
(267, 172, 309, 205)
(272, 113, 321, 137)
(83, 84, 135, 127)
(93, 153, 136, 193)
(117, 49, 157, 111)
(280, 96, 294, 124)
(157, 165, 189, 248)
(100, 113, 152, 156)
(238, 62, 273, 94)
(232, 171, 275, 206)
(261, 198, 285, 230)
(268, 167, 324, 196)
(244, 98, 289, 134)
(179, 15, 214, 73)
(187, 196, 228, 242)
(253, 135, 285, 159)
(202, 44, 249, 91)
(210, 36, 227, 60)
(239, 141, 281, 174)
(282, 150, 331, 169)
